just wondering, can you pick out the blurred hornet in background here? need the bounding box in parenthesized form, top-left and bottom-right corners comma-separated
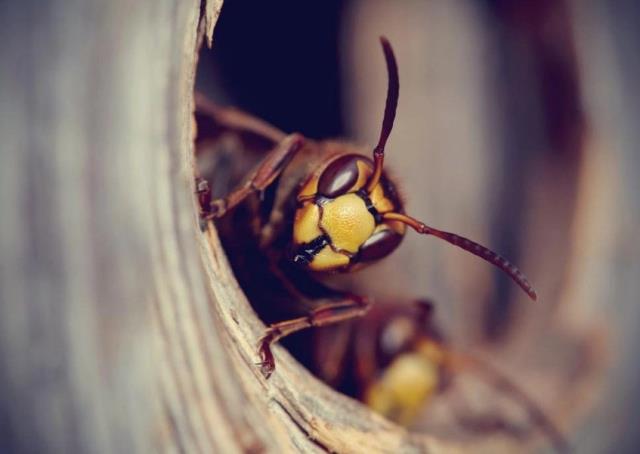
(308, 300, 568, 453)
(194, 37, 538, 380)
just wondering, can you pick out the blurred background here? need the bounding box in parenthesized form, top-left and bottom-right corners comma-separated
(197, 1, 640, 452)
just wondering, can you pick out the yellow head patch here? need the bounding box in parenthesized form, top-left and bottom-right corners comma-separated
(320, 194, 375, 254)
(291, 153, 405, 272)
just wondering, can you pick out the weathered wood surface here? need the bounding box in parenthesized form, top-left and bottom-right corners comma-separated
(0, 1, 214, 451)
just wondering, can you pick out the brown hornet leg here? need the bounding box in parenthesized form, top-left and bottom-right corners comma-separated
(195, 93, 287, 144)
(202, 133, 305, 220)
(257, 295, 372, 378)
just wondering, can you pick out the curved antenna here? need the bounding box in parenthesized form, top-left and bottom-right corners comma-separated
(366, 36, 400, 193)
(382, 212, 537, 301)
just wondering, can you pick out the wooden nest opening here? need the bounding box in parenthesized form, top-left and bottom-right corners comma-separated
(187, 5, 606, 453)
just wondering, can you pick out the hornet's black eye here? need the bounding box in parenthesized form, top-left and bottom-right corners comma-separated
(358, 228, 403, 262)
(317, 155, 368, 198)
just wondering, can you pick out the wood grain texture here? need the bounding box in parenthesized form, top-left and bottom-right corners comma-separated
(0, 0, 210, 451)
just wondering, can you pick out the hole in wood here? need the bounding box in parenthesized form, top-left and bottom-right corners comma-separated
(190, 4, 608, 452)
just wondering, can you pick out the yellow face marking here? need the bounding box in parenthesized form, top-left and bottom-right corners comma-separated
(370, 183, 395, 213)
(309, 245, 350, 271)
(369, 182, 405, 234)
(351, 160, 373, 192)
(298, 174, 320, 199)
(293, 202, 322, 245)
(364, 352, 440, 426)
(320, 193, 375, 254)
